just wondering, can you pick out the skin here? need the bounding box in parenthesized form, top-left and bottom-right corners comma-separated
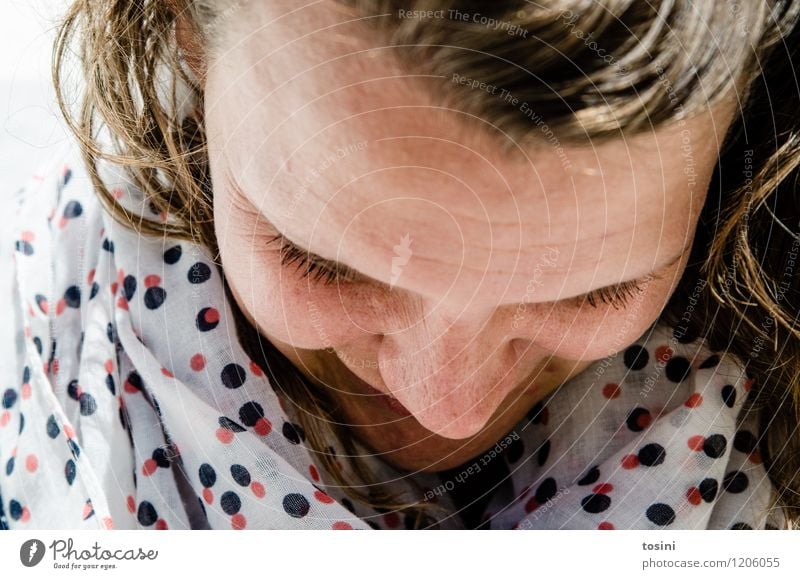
(183, 1, 737, 472)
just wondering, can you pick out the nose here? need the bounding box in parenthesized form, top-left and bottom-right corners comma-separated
(376, 309, 530, 439)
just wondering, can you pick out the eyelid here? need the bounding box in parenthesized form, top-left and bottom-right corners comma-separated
(265, 233, 363, 284)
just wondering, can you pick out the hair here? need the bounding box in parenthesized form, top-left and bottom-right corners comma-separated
(54, 0, 800, 528)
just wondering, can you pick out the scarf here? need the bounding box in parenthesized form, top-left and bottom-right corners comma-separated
(0, 140, 788, 530)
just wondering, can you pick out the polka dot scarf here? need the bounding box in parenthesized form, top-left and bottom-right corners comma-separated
(0, 143, 788, 530)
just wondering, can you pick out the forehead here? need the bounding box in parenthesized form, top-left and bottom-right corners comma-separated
(204, 6, 731, 308)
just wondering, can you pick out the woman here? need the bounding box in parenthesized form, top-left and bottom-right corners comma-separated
(1, 0, 799, 530)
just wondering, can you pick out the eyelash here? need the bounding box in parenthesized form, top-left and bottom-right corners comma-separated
(265, 234, 361, 285)
(267, 234, 653, 309)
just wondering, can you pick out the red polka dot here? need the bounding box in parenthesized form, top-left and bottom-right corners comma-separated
(249, 360, 264, 377)
(684, 393, 703, 408)
(621, 454, 640, 469)
(383, 512, 400, 528)
(602, 383, 621, 399)
(687, 435, 705, 451)
(21, 230, 35, 242)
(25, 454, 38, 473)
(160, 368, 174, 378)
(309, 464, 320, 482)
(593, 483, 613, 494)
(314, 490, 334, 504)
(744, 378, 754, 392)
(64, 424, 75, 438)
(250, 482, 265, 498)
(202, 488, 213, 504)
(524, 497, 539, 513)
(116, 297, 129, 311)
(142, 459, 158, 476)
(144, 274, 161, 288)
(155, 518, 168, 530)
(190, 354, 206, 371)
(636, 412, 652, 430)
(204, 308, 220, 324)
(231, 514, 246, 530)
(110, 282, 118, 295)
(102, 517, 114, 529)
(21, 383, 31, 400)
(254, 417, 272, 436)
(87, 269, 96, 284)
(598, 521, 615, 530)
(215, 428, 234, 444)
(126, 496, 136, 513)
(686, 487, 702, 505)
(0, 411, 11, 427)
(20, 507, 30, 523)
(655, 345, 673, 364)
(55, 299, 66, 316)
(332, 521, 353, 530)
(104, 359, 114, 373)
(749, 451, 763, 464)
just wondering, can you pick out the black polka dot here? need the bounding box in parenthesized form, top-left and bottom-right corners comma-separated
(152, 447, 171, 468)
(665, 357, 691, 383)
(67, 380, 80, 401)
(15, 240, 34, 255)
(63, 199, 82, 219)
(123, 275, 137, 301)
(5, 457, 14, 476)
(626, 407, 652, 432)
(282, 422, 305, 444)
(282, 493, 310, 518)
(125, 371, 143, 392)
(218, 416, 246, 432)
(623, 345, 649, 370)
(89, 282, 100, 300)
(723, 471, 749, 494)
(535, 477, 558, 504)
(699, 354, 720, 369)
(9, 500, 22, 520)
(144, 287, 167, 310)
(64, 285, 81, 308)
(506, 437, 524, 464)
(65, 459, 76, 485)
(581, 493, 611, 514)
(137, 501, 158, 526)
(733, 430, 757, 454)
(105, 374, 116, 395)
(33, 336, 42, 355)
(163, 245, 182, 264)
(699, 478, 718, 502)
(2, 388, 17, 409)
(102, 238, 114, 253)
(638, 443, 666, 467)
(220, 363, 247, 389)
(703, 434, 727, 459)
(188, 262, 212, 284)
(238, 401, 265, 427)
(730, 522, 753, 530)
(646, 503, 675, 526)
(537, 439, 551, 466)
(198, 463, 216, 487)
(46, 415, 60, 438)
(79, 393, 97, 416)
(230, 464, 251, 487)
(577, 465, 600, 486)
(721, 385, 737, 408)
(220, 491, 242, 515)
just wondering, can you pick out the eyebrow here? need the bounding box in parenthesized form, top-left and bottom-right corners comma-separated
(228, 172, 690, 302)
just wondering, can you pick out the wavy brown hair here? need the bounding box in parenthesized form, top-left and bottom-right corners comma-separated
(54, 0, 800, 528)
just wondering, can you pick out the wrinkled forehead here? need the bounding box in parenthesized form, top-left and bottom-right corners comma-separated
(204, 7, 732, 309)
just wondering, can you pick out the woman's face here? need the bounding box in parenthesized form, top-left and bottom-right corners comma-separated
(202, 2, 736, 471)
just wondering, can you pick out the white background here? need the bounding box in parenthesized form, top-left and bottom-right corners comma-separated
(1, 1, 70, 214)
